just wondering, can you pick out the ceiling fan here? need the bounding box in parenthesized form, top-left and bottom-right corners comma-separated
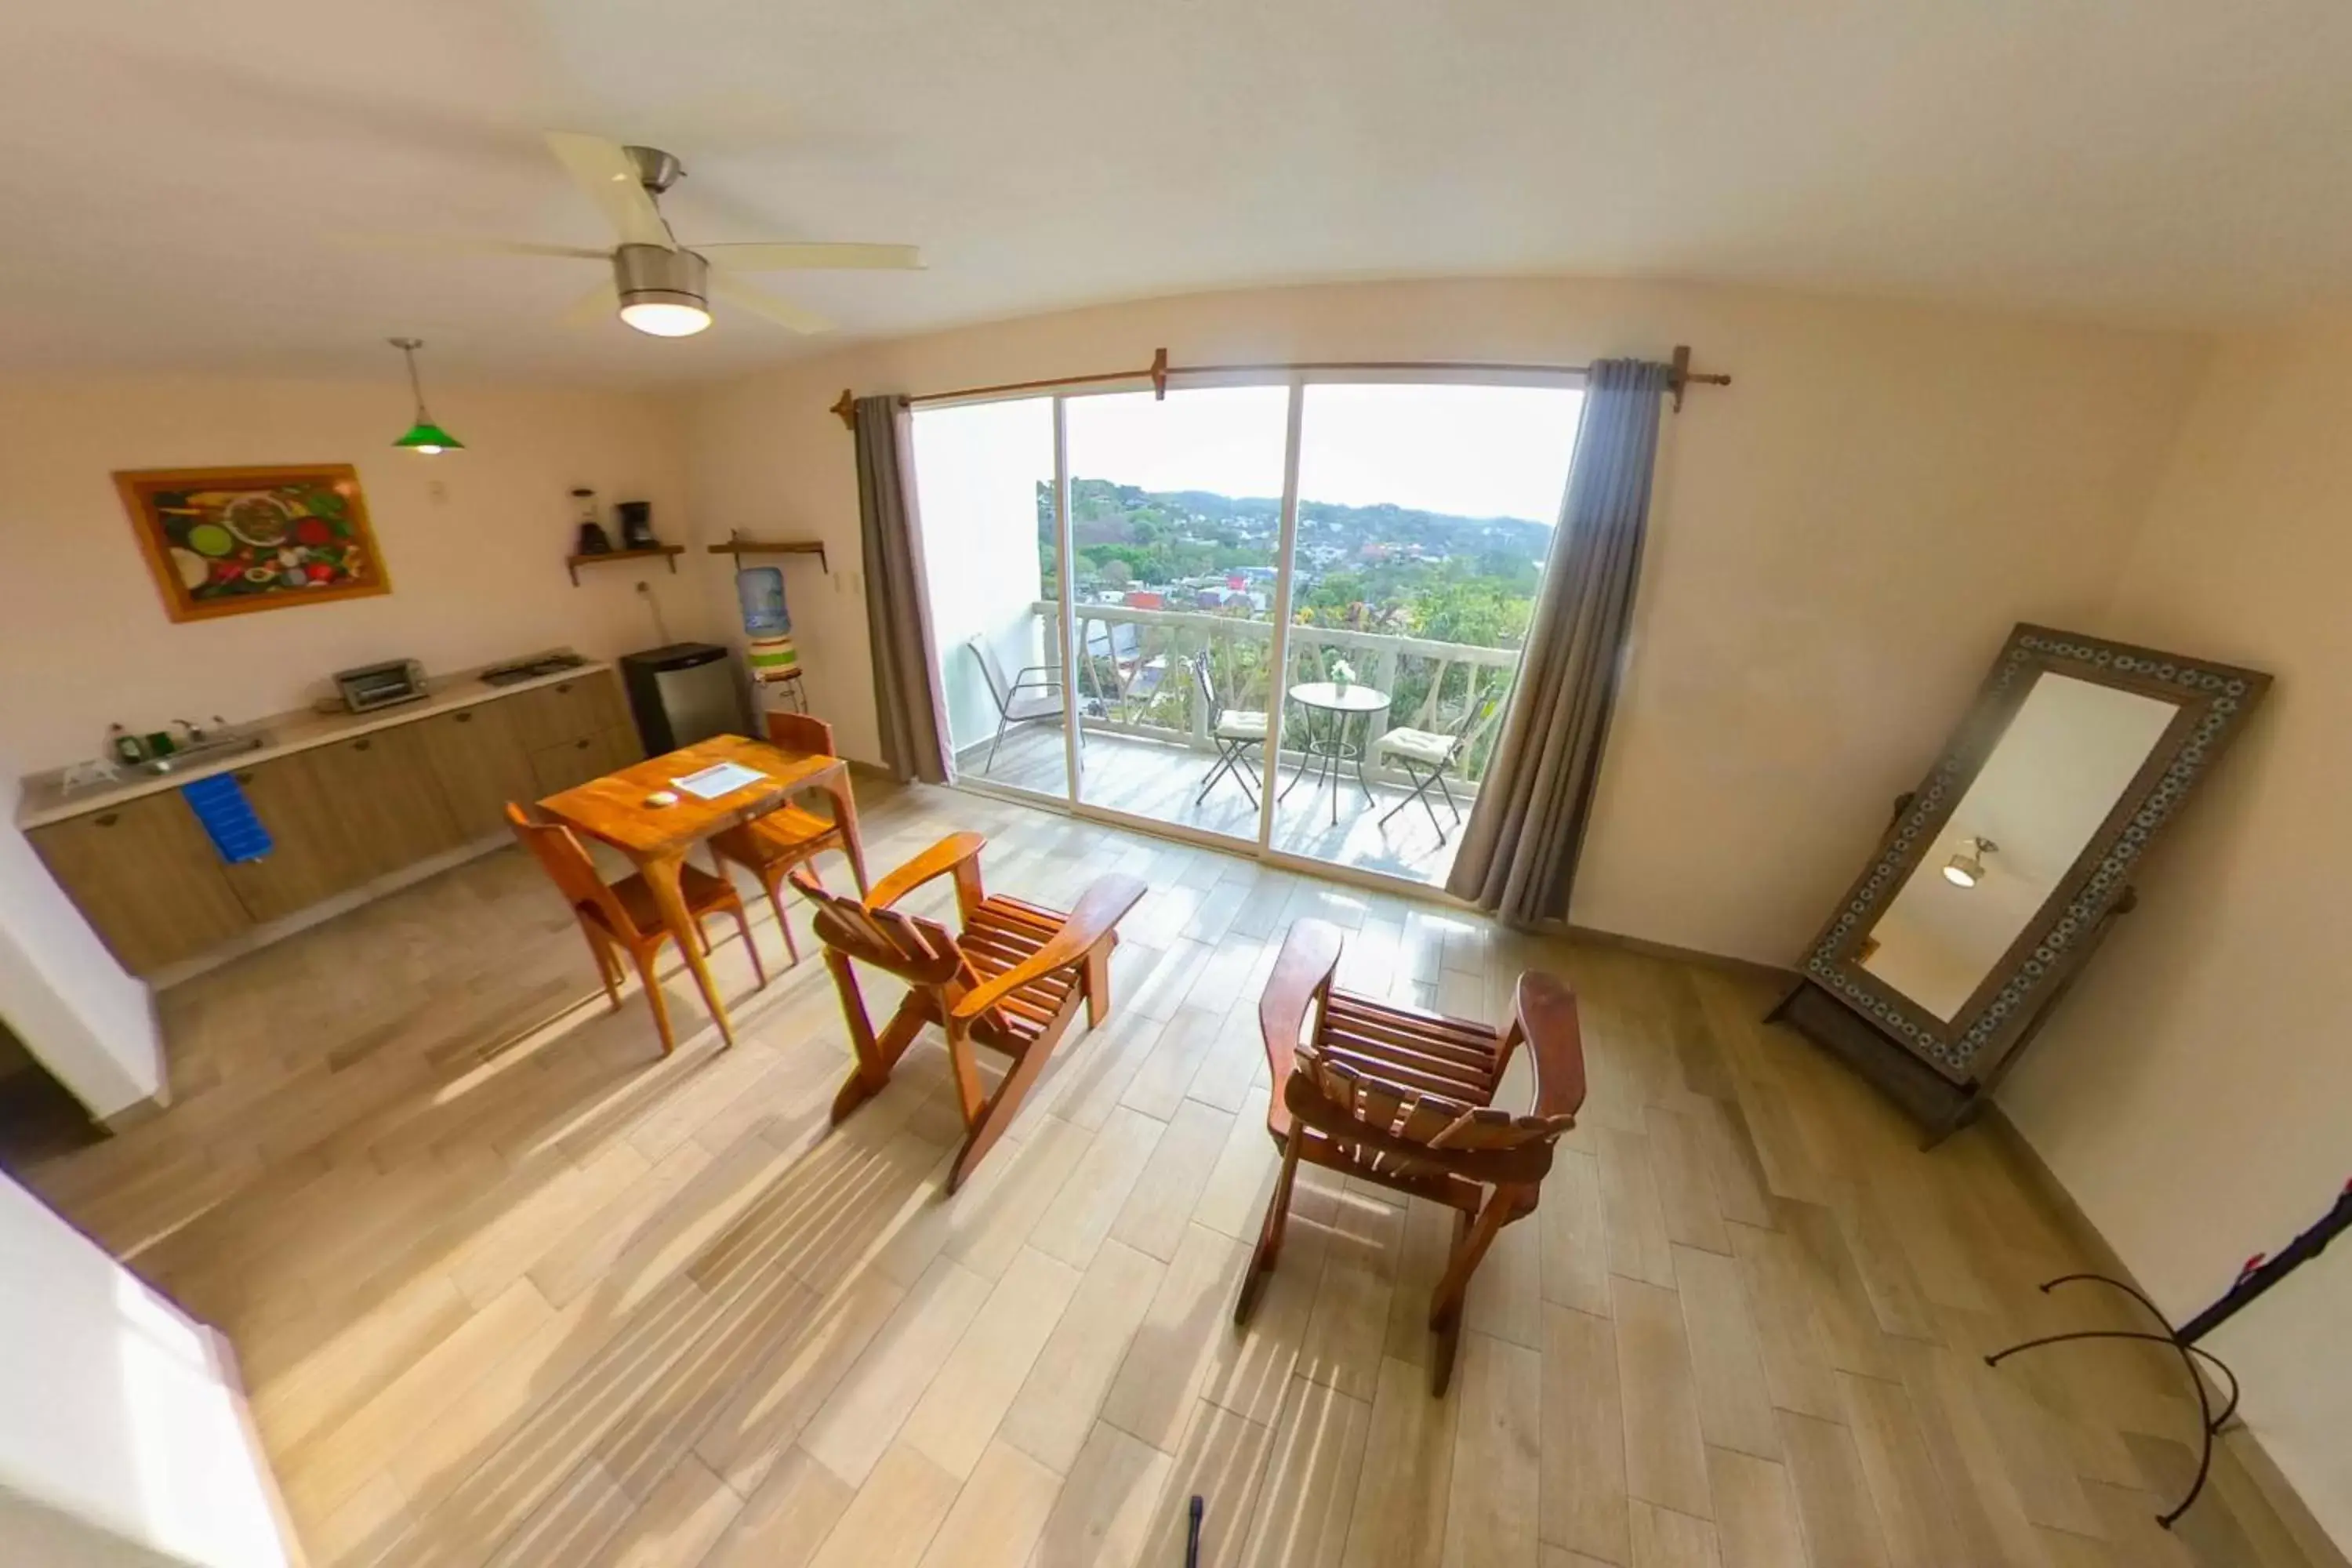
(383, 132, 922, 338)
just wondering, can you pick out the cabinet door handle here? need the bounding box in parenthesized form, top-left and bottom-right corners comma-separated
(454, 710, 473, 724)
(556, 682, 574, 695)
(575, 738, 591, 750)
(234, 771, 255, 784)
(95, 812, 119, 827)
(354, 738, 372, 752)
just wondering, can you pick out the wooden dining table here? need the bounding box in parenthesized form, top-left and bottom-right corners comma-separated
(536, 733, 865, 1047)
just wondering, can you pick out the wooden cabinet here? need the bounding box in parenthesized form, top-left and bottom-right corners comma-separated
(507, 670, 630, 753)
(416, 701, 537, 840)
(26, 668, 641, 972)
(218, 750, 368, 923)
(306, 725, 464, 878)
(527, 724, 641, 800)
(24, 791, 252, 975)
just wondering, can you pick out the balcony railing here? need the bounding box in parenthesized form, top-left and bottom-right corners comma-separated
(1029, 599, 1519, 789)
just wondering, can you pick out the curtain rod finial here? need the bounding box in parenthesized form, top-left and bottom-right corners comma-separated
(830, 389, 856, 430)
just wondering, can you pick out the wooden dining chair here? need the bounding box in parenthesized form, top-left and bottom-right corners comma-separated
(1236, 917, 1586, 1393)
(506, 803, 768, 1056)
(788, 832, 1145, 1192)
(707, 710, 869, 964)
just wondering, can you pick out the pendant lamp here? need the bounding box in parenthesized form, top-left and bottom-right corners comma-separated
(388, 336, 464, 453)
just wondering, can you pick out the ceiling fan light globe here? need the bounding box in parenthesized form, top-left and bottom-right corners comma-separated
(613, 243, 711, 337)
(619, 299, 712, 337)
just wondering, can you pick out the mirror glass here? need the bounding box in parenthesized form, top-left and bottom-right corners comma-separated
(1857, 672, 2180, 1020)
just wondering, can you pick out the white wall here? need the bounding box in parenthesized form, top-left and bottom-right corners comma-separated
(0, 372, 705, 775)
(0, 775, 160, 1118)
(0, 1174, 288, 1567)
(907, 398, 1056, 754)
(2001, 318, 2352, 1550)
(683, 274, 2209, 964)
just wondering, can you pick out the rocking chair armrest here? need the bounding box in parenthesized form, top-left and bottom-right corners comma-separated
(1258, 918, 1344, 1091)
(866, 832, 989, 913)
(1506, 970, 1588, 1122)
(950, 873, 1147, 1022)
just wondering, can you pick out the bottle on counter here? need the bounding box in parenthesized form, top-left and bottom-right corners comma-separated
(107, 724, 146, 766)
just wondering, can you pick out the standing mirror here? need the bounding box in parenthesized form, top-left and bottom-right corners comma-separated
(1772, 626, 2269, 1143)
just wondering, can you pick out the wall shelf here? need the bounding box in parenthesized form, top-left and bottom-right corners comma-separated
(707, 533, 829, 573)
(565, 544, 683, 586)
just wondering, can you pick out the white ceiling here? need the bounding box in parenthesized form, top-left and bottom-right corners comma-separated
(7, 0, 2352, 383)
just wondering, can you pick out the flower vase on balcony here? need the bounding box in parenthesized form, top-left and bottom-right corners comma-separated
(1330, 657, 1356, 695)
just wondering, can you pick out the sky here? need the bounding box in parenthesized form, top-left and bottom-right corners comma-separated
(1058, 382, 1586, 524)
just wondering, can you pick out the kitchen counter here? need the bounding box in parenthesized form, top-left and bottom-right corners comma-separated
(16, 657, 617, 829)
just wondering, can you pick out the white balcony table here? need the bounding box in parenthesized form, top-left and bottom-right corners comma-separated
(1280, 681, 1392, 824)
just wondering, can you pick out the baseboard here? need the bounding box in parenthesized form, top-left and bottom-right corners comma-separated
(1981, 1109, 2349, 1568)
(98, 1093, 170, 1134)
(1548, 917, 1798, 988)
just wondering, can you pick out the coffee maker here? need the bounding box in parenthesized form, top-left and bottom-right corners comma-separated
(616, 500, 658, 550)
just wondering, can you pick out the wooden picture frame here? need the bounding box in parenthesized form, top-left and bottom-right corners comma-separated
(114, 463, 391, 623)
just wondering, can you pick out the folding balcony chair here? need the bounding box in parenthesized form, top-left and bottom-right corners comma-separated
(790, 833, 1145, 1192)
(1189, 649, 1268, 807)
(1372, 693, 1496, 844)
(1236, 917, 1585, 1394)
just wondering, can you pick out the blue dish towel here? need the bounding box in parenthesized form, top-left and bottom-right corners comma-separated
(180, 773, 274, 865)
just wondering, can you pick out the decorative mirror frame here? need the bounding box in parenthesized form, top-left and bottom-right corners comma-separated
(1797, 624, 2269, 1090)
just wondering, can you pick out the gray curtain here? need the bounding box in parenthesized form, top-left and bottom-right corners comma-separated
(855, 395, 953, 784)
(1446, 358, 1673, 924)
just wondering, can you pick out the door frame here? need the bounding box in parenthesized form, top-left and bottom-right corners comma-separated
(919, 365, 1585, 901)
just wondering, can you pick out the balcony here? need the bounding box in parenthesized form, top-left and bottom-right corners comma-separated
(949, 601, 1519, 888)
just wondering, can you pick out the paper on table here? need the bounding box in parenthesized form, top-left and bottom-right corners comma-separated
(672, 761, 767, 800)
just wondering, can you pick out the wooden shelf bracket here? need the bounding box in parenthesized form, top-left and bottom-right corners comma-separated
(708, 530, 831, 574)
(566, 544, 683, 586)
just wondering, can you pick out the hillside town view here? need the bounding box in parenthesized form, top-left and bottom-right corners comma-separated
(1044, 477, 1554, 646)
(1038, 476, 1556, 758)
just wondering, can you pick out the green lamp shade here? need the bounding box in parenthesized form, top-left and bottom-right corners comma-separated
(394, 420, 464, 452)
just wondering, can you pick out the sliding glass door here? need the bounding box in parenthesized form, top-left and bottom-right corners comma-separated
(1272, 381, 1583, 886)
(906, 373, 1584, 895)
(1061, 386, 1292, 845)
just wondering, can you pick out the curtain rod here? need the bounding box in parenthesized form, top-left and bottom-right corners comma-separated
(826, 343, 1730, 429)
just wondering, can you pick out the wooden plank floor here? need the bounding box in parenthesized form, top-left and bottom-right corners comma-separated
(20, 779, 2316, 1567)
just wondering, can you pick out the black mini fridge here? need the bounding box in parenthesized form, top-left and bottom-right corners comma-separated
(620, 643, 748, 754)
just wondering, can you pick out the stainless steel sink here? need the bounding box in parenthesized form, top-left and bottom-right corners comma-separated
(137, 730, 273, 775)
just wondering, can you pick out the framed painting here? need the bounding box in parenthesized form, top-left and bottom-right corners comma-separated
(114, 463, 391, 623)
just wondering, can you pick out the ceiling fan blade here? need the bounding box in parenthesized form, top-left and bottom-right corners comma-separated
(709, 273, 832, 334)
(697, 242, 923, 272)
(332, 233, 609, 261)
(543, 132, 673, 249)
(559, 281, 621, 329)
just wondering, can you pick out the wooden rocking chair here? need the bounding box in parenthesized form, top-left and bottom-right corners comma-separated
(789, 833, 1145, 1192)
(1236, 918, 1587, 1394)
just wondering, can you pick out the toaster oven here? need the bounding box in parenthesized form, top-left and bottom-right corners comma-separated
(333, 659, 429, 713)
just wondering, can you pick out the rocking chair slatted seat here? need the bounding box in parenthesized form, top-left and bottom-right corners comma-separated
(1237, 917, 1587, 1394)
(789, 832, 1145, 1192)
